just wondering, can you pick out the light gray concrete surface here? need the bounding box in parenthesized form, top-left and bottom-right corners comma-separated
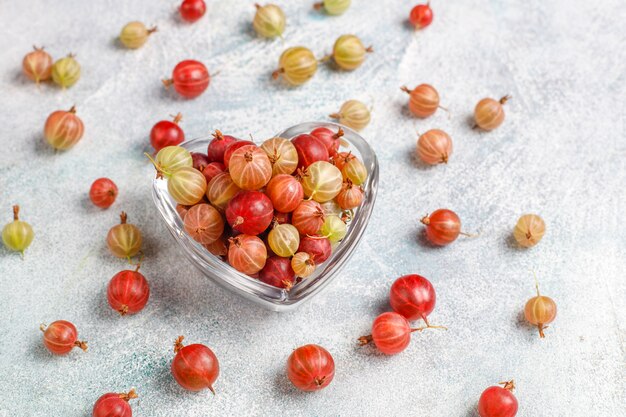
(0, 0, 624, 416)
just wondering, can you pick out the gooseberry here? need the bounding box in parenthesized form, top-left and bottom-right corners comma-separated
(301, 161, 343, 203)
(266, 174, 304, 213)
(260, 137, 298, 176)
(319, 215, 347, 243)
(313, 0, 351, 15)
(44, 105, 85, 150)
(223, 140, 254, 169)
(310, 127, 343, 156)
(119, 22, 156, 49)
(267, 223, 300, 257)
(207, 130, 238, 163)
(226, 191, 273, 235)
(154, 145, 193, 173)
(228, 234, 267, 274)
(92, 389, 137, 417)
(206, 172, 241, 211)
(259, 256, 296, 290)
(107, 265, 150, 315)
(331, 34, 372, 71)
(273, 210, 291, 225)
(389, 274, 438, 322)
(163, 60, 210, 99)
(40, 320, 87, 355)
(149, 153, 207, 205)
(341, 155, 367, 185)
(513, 214, 545, 248)
(358, 312, 414, 355)
(200, 161, 225, 184)
(253, 3, 286, 39)
(204, 235, 228, 257)
(150, 113, 185, 152)
(172, 336, 219, 393)
(176, 204, 190, 219)
(22, 46, 52, 84)
(185, 203, 224, 244)
(524, 281, 557, 338)
(106, 212, 142, 259)
(292, 200, 325, 235)
(2, 205, 34, 255)
(89, 178, 118, 209)
(416, 129, 452, 165)
(421, 209, 466, 246)
(478, 381, 518, 417)
(51, 54, 81, 88)
(272, 46, 317, 86)
(474, 95, 511, 131)
(291, 252, 316, 277)
(298, 235, 331, 263)
(320, 200, 342, 217)
(291, 134, 329, 169)
(335, 179, 363, 210)
(409, 3, 433, 30)
(330, 100, 370, 131)
(229, 145, 272, 190)
(286, 344, 335, 391)
(180, 0, 206, 23)
(401, 84, 443, 118)
(331, 151, 356, 171)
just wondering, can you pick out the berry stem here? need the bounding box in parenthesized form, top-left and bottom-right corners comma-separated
(499, 380, 516, 392)
(119, 211, 128, 225)
(499, 95, 512, 105)
(174, 336, 185, 353)
(329, 112, 341, 120)
(271, 68, 284, 79)
(365, 45, 374, 53)
(171, 112, 183, 124)
(313, 2, 323, 11)
(119, 389, 138, 402)
(12, 205, 19, 221)
(162, 79, 173, 88)
(74, 340, 88, 351)
(357, 335, 373, 345)
(400, 85, 412, 94)
(148, 26, 158, 34)
(68, 105, 77, 114)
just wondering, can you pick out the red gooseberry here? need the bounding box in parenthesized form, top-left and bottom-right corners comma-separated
(266, 174, 304, 213)
(310, 127, 343, 156)
(401, 84, 444, 118)
(204, 235, 228, 257)
(389, 274, 437, 322)
(193, 152, 226, 183)
(298, 235, 331, 264)
(223, 140, 254, 168)
(259, 256, 296, 290)
(228, 234, 267, 274)
(180, 0, 206, 23)
(163, 60, 210, 99)
(171, 336, 219, 393)
(358, 312, 415, 355)
(150, 113, 185, 152)
(421, 208, 469, 246)
(229, 145, 272, 190)
(292, 200, 325, 235)
(291, 134, 329, 169)
(92, 389, 137, 417)
(273, 211, 291, 225)
(89, 178, 118, 209)
(287, 344, 335, 392)
(107, 265, 150, 315)
(331, 151, 356, 171)
(409, 3, 433, 29)
(40, 320, 87, 355)
(22, 46, 52, 84)
(478, 381, 518, 417)
(225, 191, 274, 235)
(44, 105, 85, 150)
(335, 179, 364, 210)
(416, 129, 452, 165)
(207, 130, 238, 163)
(184, 203, 224, 244)
(206, 172, 241, 211)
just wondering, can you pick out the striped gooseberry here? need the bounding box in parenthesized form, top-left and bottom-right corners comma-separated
(310, 127, 343, 157)
(513, 214, 545, 248)
(259, 256, 296, 290)
(193, 153, 225, 183)
(292, 200, 325, 235)
(313, 0, 351, 15)
(208, 130, 238, 163)
(272, 46, 317, 86)
(331, 151, 356, 171)
(150, 113, 184, 152)
(474, 95, 510, 131)
(335, 179, 364, 210)
(22, 46, 52, 84)
(341, 155, 367, 185)
(163, 60, 210, 99)
(229, 145, 272, 190)
(89, 178, 118, 209)
(401, 84, 444, 118)
(223, 140, 254, 169)
(389, 274, 438, 323)
(92, 389, 137, 417)
(2, 205, 34, 255)
(478, 381, 518, 417)
(206, 172, 241, 211)
(287, 344, 335, 391)
(421, 209, 468, 246)
(106, 212, 142, 259)
(301, 161, 343, 203)
(330, 100, 370, 131)
(228, 234, 267, 274)
(319, 215, 347, 243)
(416, 129, 452, 165)
(40, 320, 87, 355)
(184, 203, 224, 244)
(107, 265, 150, 316)
(44, 106, 84, 150)
(273, 210, 291, 225)
(524, 281, 557, 338)
(291, 252, 316, 278)
(154, 145, 193, 173)
(253, 3, 286, 39)
(330, 34, 372, 71)
(176, 204, 190, 219)
(268, 223, 300, 257)
(180, 0, 206, 23)
(409, 3, 434, 30)
(266, 174, 304, 213)
(172, 336, 219, 393)
(204, 235, 228, 257)
(51, 54, 80, 88)
(167, 167, 207, 205)
(298, 235, 331, 263)
(291, 134, 329, 169)
(260, 137, 299, 176)
(119, 21, 156, 49)
(225, 191, 273, 235)
(320, 200, 342, 217)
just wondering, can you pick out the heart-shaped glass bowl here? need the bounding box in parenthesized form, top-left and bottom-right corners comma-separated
(151, 122, 379, 311)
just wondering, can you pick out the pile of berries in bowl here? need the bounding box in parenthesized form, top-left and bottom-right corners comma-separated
(150, 122, 378, 310)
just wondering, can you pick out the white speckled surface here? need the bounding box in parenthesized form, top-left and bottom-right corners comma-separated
(0, 1, 624, 416)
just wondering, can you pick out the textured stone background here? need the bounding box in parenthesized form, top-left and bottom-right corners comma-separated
(0, 0, 624, 416)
